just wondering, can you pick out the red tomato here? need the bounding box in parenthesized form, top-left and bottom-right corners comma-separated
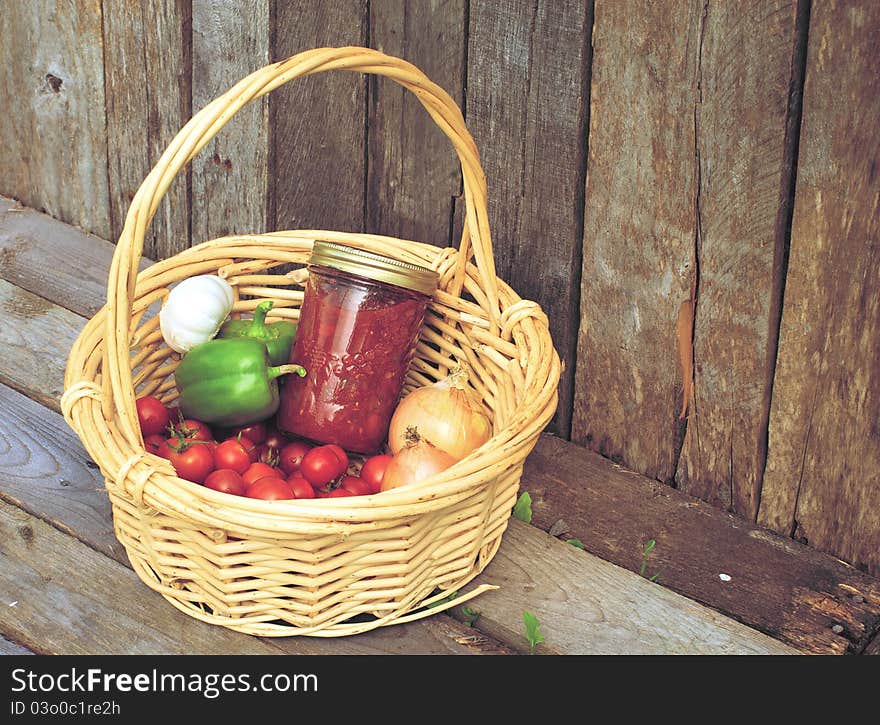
(300, 445, 349, 487)
(158, 435, 187, 459)
(169, 442, 215, 484)
(229, 422, 268, 446)
(339, 475, 373, 497)
(246, 476, 295, 500)
(174, 418, 213, 442)
(327, 487, 355, 497)
(144, 433, 168, 458)
(263, 428, 288, 451)
(242, 462, 280, 489)
(359, 454, 392, 494)
(326, 444, 349, 467)
(287, 476, 316, 499)
(136, 396, 171, 437)
(214, 437, 255, 474)
(278, 440, 314, 475)
(204, 469, 247, 496)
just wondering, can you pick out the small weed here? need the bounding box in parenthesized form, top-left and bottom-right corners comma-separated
(460, 605, 481, 627)
(639, 539, 662, 583)
(522, 611, 544, 654)
(512, 491, 532, 523)
(566, 538, 586, 550)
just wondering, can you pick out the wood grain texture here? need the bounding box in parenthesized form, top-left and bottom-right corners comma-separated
(0, 0, 110, 240)
(0, 383, 116, 561)
(459, 519, 796, 655)
(191, 0, 269, 242)
(523, 434, 880, 655)
(0, 198, 150, 318)
(572, 0, 699, 479)
(102, 0, 190, 259)
(0, 280, 85, 411)
(271, 1, 368, 233)
(758, 1, 880, 574)
(466, 0, 591, 438)
(366, 0, 466, 246)
(0, 635, 34, 655)
(674, 1, 801, 517)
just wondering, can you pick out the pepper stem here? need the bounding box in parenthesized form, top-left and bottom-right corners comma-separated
(268, 364, 307, 380)
(251, 300, 274, 330)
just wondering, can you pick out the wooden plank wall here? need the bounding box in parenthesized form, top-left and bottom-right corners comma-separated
(1, 1, 878, 575)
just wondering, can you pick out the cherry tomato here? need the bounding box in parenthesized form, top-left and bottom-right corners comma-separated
(300, 445, 349, 487)
(242, 462, 281, 489)
(229, 422, 268, 446)
(263, 428, 288, 451)
(326, 444, 349, 467)
(359, 454, 392, 494)
(136, 396, 171, 437)
(247, 476, 295, 500)
(169, 441, 215, 484)
(327, 487, 355, 497)
(278, 440, 314, 475)
(214, 437, 255, 474)
(173, 418, 213, 442)
(339, 475, 373, 497)
(287, 475, 316, 499)
(158, 435, 186, 459)
(204, 469, 247, 496)
(144, 433, 168, 458)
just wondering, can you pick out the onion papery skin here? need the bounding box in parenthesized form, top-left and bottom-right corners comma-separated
(388, 374, 491, 461)
(379, 439, 457, 492)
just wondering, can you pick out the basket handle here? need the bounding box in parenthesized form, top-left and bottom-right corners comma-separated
(103, 46, 499, 443)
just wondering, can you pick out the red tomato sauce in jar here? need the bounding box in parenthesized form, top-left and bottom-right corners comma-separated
(277, 243, 438, 454)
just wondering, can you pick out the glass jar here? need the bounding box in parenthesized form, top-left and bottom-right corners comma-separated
(277, 241, 439, 454)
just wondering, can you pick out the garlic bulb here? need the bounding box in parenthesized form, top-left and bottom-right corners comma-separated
(159, 275, 234, 353)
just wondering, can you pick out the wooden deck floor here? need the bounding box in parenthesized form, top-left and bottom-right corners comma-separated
(1, 195, 877, 655)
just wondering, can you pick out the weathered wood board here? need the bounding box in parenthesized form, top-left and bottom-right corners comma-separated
(460, 519, 796, 655)
(102, 0, 190, 259)
(466, 0, 592, 439)
(0, 198, 150, 319)
(523, 434, 880, 655)
(758, 1, 880, 575)
(366, 0, 466, 247)
(572, 0, 698, 480)
(674, 0, 803, 518)
(0, 279, 85, 411)
(271, 1, 368, 233)
(191, 0, 270, 243)
(0, 0, 110, 240)
(0, 635, 34, 656)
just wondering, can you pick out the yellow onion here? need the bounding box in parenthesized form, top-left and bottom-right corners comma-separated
(388, 368, 492, 461)
(380, 432, 457, 492)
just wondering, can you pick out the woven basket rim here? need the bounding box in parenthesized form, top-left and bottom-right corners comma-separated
(64, 231, 561, 534)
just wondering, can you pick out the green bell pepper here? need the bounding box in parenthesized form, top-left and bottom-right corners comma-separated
(174, 337, 306, 427)
(218, 300, 297, 366)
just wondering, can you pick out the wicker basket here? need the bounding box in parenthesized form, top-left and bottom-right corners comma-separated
(61, 46, 561, 637)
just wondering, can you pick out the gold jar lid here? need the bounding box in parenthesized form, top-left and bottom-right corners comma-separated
(308, 241, 439, 296)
